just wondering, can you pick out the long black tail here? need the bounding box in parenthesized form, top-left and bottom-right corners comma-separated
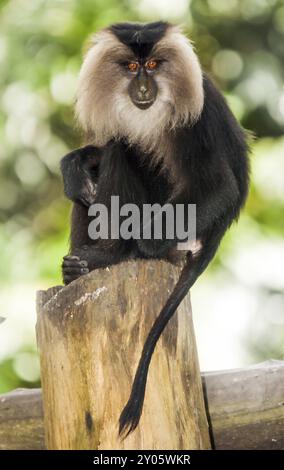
(119, 239, 220, 437)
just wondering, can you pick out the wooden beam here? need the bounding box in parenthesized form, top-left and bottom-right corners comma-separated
(0, 388, 44, 450)
(203, 359, 284, 450)
(1, 360, 283, 450)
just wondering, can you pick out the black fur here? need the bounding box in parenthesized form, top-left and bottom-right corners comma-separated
(61, 74, 250, 435)
(110, 22, 169, 58)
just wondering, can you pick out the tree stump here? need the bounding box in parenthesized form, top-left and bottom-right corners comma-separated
(36, 259, 211, 450)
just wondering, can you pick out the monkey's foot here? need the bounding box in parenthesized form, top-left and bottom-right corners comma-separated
(62, 255, 89, 285)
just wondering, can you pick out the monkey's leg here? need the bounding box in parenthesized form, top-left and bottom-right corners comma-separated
(137, 163, 241, 260)
(61, 145, 102, 206)
(137, 205, 187, 258)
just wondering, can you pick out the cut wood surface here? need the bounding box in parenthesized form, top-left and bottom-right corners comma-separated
(36, 260, 211, 450)
(0, 360, 283, 450)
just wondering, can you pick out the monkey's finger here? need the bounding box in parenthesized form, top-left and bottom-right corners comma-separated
(63, 259, 88, 268)
(63, 267, 89, 274)
(64, 275, 80, 285)
(63, 255, 80, 261)
(79, 194, 97, 207)
(63, 269, 89, 285)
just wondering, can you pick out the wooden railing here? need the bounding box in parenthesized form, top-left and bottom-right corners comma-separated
(1, 361, 283, 450)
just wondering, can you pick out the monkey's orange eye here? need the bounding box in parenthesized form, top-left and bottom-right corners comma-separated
(146, 60, 158, 70)
(127, 62, 139, 72)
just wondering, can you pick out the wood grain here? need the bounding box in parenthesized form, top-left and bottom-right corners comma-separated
(36, 259, 211, 450)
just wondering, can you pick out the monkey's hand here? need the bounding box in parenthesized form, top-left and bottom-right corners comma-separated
(60, 145, 102, 207)
(62, 241, 132, 285)
(62, 254, 89, 285)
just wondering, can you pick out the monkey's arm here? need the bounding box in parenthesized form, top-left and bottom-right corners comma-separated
(60, 145, 102, 206)
(62, 202, 133, 285)
(62, 142, 147, 284)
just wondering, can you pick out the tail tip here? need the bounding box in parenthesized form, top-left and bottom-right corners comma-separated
(118, 400, 141, 439)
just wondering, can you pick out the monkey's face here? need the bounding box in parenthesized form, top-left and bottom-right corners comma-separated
(125, 60, 158, 110)
(75, 23, 204, 149)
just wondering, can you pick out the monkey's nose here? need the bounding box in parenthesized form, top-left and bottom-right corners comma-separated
(140, 84, 147, 94)
(138, 87, 150, 100)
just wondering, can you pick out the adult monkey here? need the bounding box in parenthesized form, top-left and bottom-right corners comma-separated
(60, 22, 250, 436)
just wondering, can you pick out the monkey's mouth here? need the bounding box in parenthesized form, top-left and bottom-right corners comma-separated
(132, 99, 155, 110)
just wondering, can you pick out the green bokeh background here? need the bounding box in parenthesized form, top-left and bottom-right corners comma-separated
(0, 0, 283, 393)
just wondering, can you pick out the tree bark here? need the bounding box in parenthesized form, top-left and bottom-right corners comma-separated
(36, 259, 210, 450)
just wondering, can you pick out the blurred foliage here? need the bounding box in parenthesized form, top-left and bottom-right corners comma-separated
(0, 0, 283, 392)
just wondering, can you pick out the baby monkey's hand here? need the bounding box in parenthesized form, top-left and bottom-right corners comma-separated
(60, 145, 101, 207)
